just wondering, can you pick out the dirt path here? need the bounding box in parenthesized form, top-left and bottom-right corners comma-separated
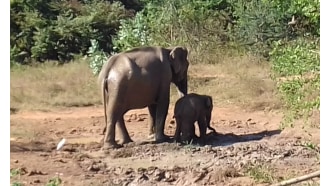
(10, 106, 320, 186)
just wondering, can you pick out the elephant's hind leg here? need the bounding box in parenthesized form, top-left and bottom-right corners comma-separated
(103, 103, 122, 149)
(118, 116, 133, 144)
(103, 117, 121, 149)
(147, 104, 157, 140)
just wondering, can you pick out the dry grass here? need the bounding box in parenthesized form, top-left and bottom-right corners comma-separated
(244, 163, 278, 184)
(11, 54, 282, 112)
(10, 60, 100, 111)
(170, 53, 282, 111)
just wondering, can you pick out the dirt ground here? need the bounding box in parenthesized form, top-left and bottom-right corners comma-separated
(10, 105, 320, 186)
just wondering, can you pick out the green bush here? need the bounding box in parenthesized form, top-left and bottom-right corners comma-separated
(112, 11, 151, 52)
(112, 0, 233, 63)
(269, 0, 320, 35)
(87, 39, 109, 75)
(229, 0, 287, 54)
(270, 38, 320, 77)
(10, 0, 133, 64)
(226, 0, 319, 56)
(270, 38, 320, 127)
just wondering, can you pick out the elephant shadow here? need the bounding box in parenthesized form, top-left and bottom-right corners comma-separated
(123, 130, 282, 148)
(200, 129, 282, 147)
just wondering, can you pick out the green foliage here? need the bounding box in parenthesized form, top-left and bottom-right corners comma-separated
(112, 11, 151, 52)
(112, 0, 233, 64)
(10, 0, 133, 64)
(46, 176, 62, 186)
(10, 168, 23, 186)
(10, 168, 22, 177)
(11, 0, 319, 64)
(270, 38, 320, 127)
(11, 182, 23, 186)
(270, 39, 320, 76)
(245, 164, 277, 183)
(87, 39, 109, 75)
(229, 0, 287, 56)
(269, 0, 320, 35)
(227, 0, 319, 56)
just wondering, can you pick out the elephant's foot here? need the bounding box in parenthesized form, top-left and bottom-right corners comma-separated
(196, 137, 207, 146)
(174, 138, 181, 143)
(155, 133, 171, 143)
(173, 135, 180, 143)
(147, 133, 155, 140)
(102, 141, 123, 150)
(119, 137, 134, 145)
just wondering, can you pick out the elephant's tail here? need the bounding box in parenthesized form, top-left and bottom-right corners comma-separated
(102, 78, 108, 135)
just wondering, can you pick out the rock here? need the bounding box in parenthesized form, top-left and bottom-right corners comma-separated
(88, 164, 100, 172)
(137, 173, 149, 182)
(27, 170, 47, 176)
(154, 169, 165, 181)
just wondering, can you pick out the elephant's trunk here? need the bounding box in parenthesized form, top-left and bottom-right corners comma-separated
(176, 78, 187, 98)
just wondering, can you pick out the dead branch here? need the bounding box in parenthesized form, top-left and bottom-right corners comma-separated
(270, 170, 320, 186)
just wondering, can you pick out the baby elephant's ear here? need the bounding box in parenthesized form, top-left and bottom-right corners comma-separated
(205, 96, 213, 108)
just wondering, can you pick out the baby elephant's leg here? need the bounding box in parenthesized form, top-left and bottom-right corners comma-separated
(197, 118, 208, 145)
(174, 117, 182, 142)
(181, 121, 196, 143)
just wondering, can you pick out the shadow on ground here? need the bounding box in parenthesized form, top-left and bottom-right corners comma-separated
(10, 130, 282, 152)
(140, 129, 281, 148)
(204, 129, 282, 147)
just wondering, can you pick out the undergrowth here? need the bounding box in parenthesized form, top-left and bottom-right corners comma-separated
(270, 38, 320, 128)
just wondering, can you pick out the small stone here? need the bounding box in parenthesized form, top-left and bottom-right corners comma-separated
(154, 169, 165, 181)
(138, 173, 149, 182)
(28, 170, 47, 176)
(165, 171, 171, 178)
(88, 165, 100, 172)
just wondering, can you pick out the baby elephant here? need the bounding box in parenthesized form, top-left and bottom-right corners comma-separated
(173, 93, 216, 144)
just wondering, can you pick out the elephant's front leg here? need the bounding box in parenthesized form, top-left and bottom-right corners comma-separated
(181, 121, 195, 143)
(174, 117, 182, 142)
(154, 92, 171, 143)
(118, 116, 133, 145)
(147, 104, 157, 140)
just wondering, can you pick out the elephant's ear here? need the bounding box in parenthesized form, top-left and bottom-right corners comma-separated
(205, 96, 213, 108)
(169, 46, 188, 74)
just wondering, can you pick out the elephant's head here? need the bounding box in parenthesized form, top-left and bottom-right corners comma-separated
(169, 46, 190, 97)
(204, 95, 213, 126)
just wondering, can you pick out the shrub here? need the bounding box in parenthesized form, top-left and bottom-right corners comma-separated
(227, 0, 319, 57)
(10, 0, 133, 64)
(87, 39, 109, 75)
(270, 38, 320, 127)
(112, 0, 233, 63)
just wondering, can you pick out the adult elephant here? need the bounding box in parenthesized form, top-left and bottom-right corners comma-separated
(98, 46, 190, 148)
